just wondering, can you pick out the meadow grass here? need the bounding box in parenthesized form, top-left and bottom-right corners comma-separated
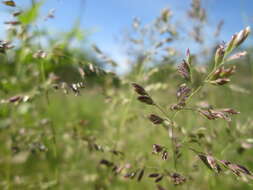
(1, 0, 253, 189)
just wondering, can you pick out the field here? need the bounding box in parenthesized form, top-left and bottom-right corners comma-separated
(1, 0, 253, 189)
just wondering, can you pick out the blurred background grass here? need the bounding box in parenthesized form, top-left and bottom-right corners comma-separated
(0, 0, 253, 189)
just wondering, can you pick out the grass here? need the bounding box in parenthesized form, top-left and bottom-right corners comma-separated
(1, 0, 253, 189)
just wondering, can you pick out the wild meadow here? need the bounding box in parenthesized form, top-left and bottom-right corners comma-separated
(0, 0, 253, 189)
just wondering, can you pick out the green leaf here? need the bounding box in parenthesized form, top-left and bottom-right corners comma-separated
(18, 1, 44, 25)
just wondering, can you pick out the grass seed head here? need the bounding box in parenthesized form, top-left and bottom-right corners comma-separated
(149, 173, 160, 178)
(148, 114, 164, 125)
(215, 44, 225, 66)
(178, 60, 191, 81)
(2, 0, 16, 7)
(137, 96, 154, 105)
(152, 144, 164, 154)
(137, 168, 145, 182)
(155, 175, 164, 183)
(162, 150, 168, 160)
(210, 78, 230, 85)
(132, 83, 148, 96)
(170, 173, 186, 185)
(234, 26, 251, 48)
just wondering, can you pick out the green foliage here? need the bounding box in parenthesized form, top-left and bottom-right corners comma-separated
(18, 1, 43, 25)
(0, 0, 253, 190)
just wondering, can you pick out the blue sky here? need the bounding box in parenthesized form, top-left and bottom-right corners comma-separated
(0, 0, 253, 71)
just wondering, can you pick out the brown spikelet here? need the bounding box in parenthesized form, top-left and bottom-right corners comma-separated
(178, 60, 191, 81)
(162, 150, 168, 160)
(3, 0, 16, 7)
(137, 168, 145, 182)
(132, 83, 148, 96)
(206, 155, 222, 173)
(124, 171, 137, 179)
(234, 26, 251, 47)
(191, 149, 222, 173)
(8, 95, 22, 103)
(177, 84, 191, 101)
(170, 103, 184, 110)
(220, 108, 240, 115)
(4, 21, 21, 25)
(212, 66, 236, 80)
(215, 44, 225, 66)
(220, 160, 253, 178)
(171, 84, 191, 110)
(0, 40, 14, 53)
(198, 108, 239, 122)
(149, 173, 160, 178)
(137, 96, 154, 105)
(155, 175, 164, 183)
(148, 114, 164, 125)
(227, 51, 247, 62)
(210, 78, 230, 85)
(152, 144, 164, 154)
(12, 11, 22, 17)
(99, 159, 114, 167)
(170, 173, 186, 185)
(198, 109, 216, 120)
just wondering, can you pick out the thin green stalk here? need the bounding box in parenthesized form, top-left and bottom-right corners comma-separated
(50, 120, 59, 187)
(115, 62, 146, 149)
(154, 103, 171, 120)
(50, 122, 57, 158)
(40, 60, 46, 82)
(171, 127, 177, 170)
(153, 102, 178, 170)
